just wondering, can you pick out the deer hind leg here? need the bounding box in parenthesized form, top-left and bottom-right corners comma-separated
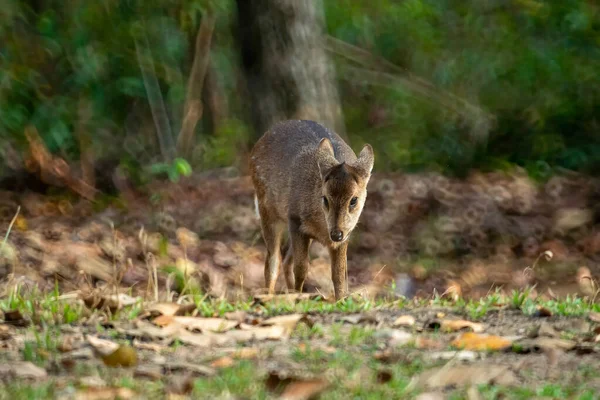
(282, 244, 294, 290)
(258, 210, 284, 294)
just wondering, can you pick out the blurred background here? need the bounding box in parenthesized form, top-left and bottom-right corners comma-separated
(2, 0, 600, 300)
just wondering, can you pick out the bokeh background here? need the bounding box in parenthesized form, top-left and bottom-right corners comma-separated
(2, 0, 600, 300)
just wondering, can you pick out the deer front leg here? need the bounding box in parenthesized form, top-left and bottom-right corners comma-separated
(329, 242, 348, 301)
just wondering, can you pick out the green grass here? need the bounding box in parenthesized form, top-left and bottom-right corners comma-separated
(2, 286, 600, 399)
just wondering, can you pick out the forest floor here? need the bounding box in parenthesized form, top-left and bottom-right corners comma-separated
(1, 169, 600, 399)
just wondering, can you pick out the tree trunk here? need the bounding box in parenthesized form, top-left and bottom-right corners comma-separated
(235, 0, 346, 139)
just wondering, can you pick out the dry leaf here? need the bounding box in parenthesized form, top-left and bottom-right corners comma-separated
(3, 309, 30, 327)
(166, 374, 194, 395)
(146, 302, 196, 317)
(589, 311, 600, 323)
(82, 292, 140, 313)
(340, 314, 379, 325)
(410, 363, 518, 390)
(265, 371, 330, 400)
(514, 337, 576, 352)
(0, 361, 47, 379)
(210, 356, 235, 368)
(253, 293, 321, 304)
(392, 315, 416, 327)
(158, 316, 239, 333)
(415, 337, 444, 350)
(134, 364, 164, 381)
(426, 319, 484, 333)
(376, 370, 393, 384)
(451, 332, 513, 351)
(87, 335, 120, 357)
(74, 387, 135, 400)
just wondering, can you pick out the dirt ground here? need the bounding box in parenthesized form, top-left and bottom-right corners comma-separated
(2, 169, 600, 398)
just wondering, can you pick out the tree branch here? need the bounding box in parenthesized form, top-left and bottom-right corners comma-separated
(175, 10, 216, 159)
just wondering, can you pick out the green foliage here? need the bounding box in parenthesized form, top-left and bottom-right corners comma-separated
(2, 0, 600, 178)
(325, 0, 600, 176)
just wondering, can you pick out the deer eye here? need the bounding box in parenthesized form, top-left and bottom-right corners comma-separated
(322, 196, 329, 209)
(349, 197, 358, 210)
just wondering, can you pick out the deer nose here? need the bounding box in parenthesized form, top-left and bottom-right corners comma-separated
(330, 229, 343, 242)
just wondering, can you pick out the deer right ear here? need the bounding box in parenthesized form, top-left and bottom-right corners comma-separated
(317, 138, 337, 179)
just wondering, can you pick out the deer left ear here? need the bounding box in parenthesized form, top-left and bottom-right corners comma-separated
(354, 144, 374, 178)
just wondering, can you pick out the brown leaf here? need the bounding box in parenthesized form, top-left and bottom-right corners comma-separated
(134, 364, 164, 381)
(514, 337, 577, 353)
(210, 356, 235, 369)
(146, 302, 196, 317)
(589, 311, 600, 323)
(87, 335, 120, 357)
(340, 313, 379, 325)
(3, 309, 30, 327)
(160, 316, 239, 333)
(81, 292, 140, 313)
(534, 306, 553, 318)
(74, 387, 135, 400)
(415, 337, 444, 350)
(451, 332, 513, 351)
(392, 315, 416, 327)
(376, 370, 393, 384)
(265, 372, 330, 400)
(410, 363, 518, 390)
(0, 361, 47, 379)
(224, 310, 248, 322)
(426, 319, 484, 333)
(261, 314, 311, 333)
(253, 293, 321, 305)
(166, 374, 194, 395)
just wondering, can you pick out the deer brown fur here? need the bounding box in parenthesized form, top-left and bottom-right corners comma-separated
(249, 120, 374, 300)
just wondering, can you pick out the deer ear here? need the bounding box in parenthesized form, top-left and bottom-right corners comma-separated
(316, 138, 338, 180)
(354, 144, 374, 178)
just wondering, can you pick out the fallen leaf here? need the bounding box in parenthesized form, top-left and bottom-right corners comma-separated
(146, 302, 196, 317)
(375, 329, 413, 347)
(392, 315, 416, 327)
(0, 361, 47, 379)
(158, 316, 239, 332)
(451, 332, 513, 351)
(74, 387, 135, 400)
(134, 364, 163, 381)
(415, 337, 444, 350)
(261, 314, 311, 333)
(415, 393, 446, 400)
(79, 376, 107, 388)
(2, 309, 30, 327)
(340, 314, 379, 325)
(224, 310, 248, 322)
(210, 356, 235, 368)
(101, 345, 138, 368)
(166, 374, 194, 395)
(589, 311, 600, 323)
(534, 306, 553, 318)
(253, 293, 322, 305)
(57, 335, 76, 353)
(426, 319, 484, 333)
(428, 350, 478, 361)
(409, 363, 518, 390)
(376, 370, 393, 384)
(265, 371, 330, 400)
(163, 362, 215, 377)
(87, 335, 119, 357)
(513, 337, 577, 353)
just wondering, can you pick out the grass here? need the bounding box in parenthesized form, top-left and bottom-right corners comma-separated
(2, 285, 600, 399)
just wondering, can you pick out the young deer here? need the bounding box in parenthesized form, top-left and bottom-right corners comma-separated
(249, 120, 374, 300)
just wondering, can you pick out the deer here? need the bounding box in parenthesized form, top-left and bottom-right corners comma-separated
(249, 119, 374, 300)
